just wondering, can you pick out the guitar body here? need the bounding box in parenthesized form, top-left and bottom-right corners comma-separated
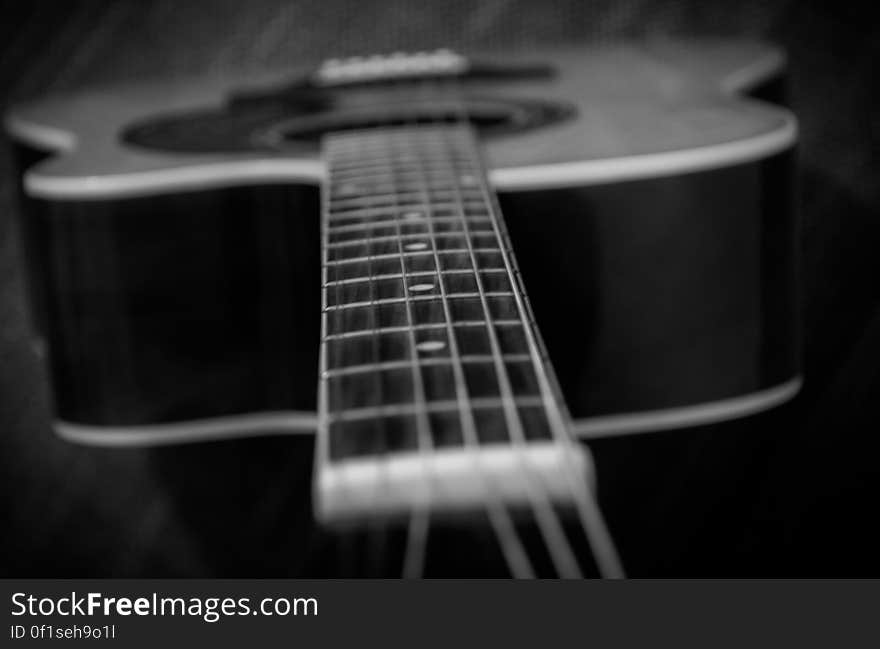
(7, 40, 799, 442)
(5, 40, 799, 576)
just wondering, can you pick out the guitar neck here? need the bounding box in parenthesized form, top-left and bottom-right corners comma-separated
(315, 123, 589, 521)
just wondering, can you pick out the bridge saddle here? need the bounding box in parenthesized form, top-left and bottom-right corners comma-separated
(313, 49, 468, 86)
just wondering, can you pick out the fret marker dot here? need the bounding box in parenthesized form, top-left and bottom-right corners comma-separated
(405, 242, 429, 251)
(409, 283, 435, 292)
(402, 211, 424, 220)
(416, 341, 446, 352)
(459, 174, 477, 186)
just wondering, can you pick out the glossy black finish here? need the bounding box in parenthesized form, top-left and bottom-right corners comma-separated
(14, 145, 797, 429)
(503, 150, 798, 418)
(14, 160, 321, 425)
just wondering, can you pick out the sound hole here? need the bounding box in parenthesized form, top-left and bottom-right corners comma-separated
(255, 98, 562, 146)
(121, 96, 574, 154)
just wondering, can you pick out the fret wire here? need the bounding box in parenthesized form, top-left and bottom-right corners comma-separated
(331, 178, 479, 190)
(329, 151, 473, 162)
(325, 250, 429, 265)
(334, 164, 474, 173)
(327, 397, 546, 424)
(326, 229, 492, 247)
(329, 196, 488, 209)
(326, 210, 491, 226)
(322, 354, 533, 379)
(330, 170, 461, 185)
(321, 319, 523, 341)
(331, 186, 479, 199)
(330, 193, 425, 208)
(334, 172, 474, 181)
(325, 249, 502, 267)
(334, 155, 470, 162)
(328, 249, 499, 263)
(330, 179, 481, 188)
(330, 161, 475, 174)
(323, 292, 515, 312)
(323, 268, 507, 287)
(325, 204, 401, 218)
(338, 146, 469, 154)
(326, 216, 492, 233)
(328, 148, 474, 159)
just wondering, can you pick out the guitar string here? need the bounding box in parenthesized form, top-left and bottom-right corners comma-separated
(455, 108, 625, 579)
(444, 69, 628, 578)
(444, 123, 581, 578)
(318, 147, 357, 574)
(357, 112, 386, 576)
(389, 73, 436, 580)
(325, 114, 396, 576)
(323, 135, 363, 575)
(480, 155, 625, 578)
(395, 81, 439, 579)
(349, 84, 539, 577)
(323, 99, 570, 578)
(440, 74, 584, 577)
(337, 124, 533, 576)
(323, 64, 594, 578)
(326, 77, 439, 579)
(364, 103, 414, 577)
(395, 76, 530, 578)
(416, 83, 535, 577)
(396, 75, 535, 578)
(326, 130, 439, 578)
(362, 114, 396, 576)
(485, 185, 625, 577)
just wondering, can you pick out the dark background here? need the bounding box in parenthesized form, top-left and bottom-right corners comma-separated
(0, 0, 878, 576)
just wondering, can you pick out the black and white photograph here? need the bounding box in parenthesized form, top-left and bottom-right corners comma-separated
(0, 0, 878, 594)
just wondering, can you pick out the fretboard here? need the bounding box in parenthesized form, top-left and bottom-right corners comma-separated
(316, 124, 586, 520)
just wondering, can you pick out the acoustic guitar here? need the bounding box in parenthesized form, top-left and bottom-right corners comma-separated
(5, 40, 799, 577)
